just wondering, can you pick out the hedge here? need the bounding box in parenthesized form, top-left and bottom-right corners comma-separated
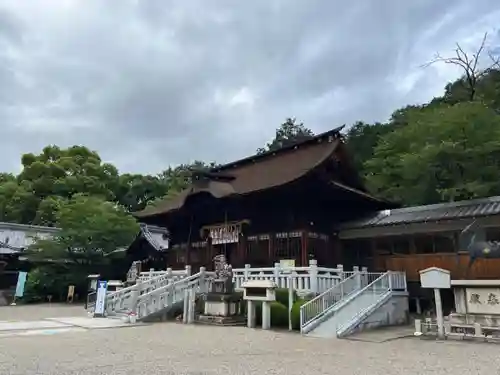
(274, 288, 297, 307)
(290, 298, 309, 331)
(254, 300, 290, 328)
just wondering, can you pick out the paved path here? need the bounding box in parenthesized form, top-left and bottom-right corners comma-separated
(0, 304, 86, 321)
(0, 304, 143, 338)
(0, 321, 497, 375)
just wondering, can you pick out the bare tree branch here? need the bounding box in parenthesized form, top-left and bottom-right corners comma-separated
(422, 32, 500, 101)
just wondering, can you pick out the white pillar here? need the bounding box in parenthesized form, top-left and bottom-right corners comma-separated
(247, 300, 256, 328)
(414, 319, 422, 336)
(183, 287, 189, 324)
(187, 288, 196, 324)
(474, 323, 482, 337)
(309, 259, 318, 294)
(262, 301, 271, 330)
(353, 266, 360, 289)
(434, 288, 445, 340)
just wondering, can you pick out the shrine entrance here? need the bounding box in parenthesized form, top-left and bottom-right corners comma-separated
(203, 221, 245, 268)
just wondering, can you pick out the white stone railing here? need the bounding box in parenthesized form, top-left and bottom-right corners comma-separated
(136, 269, 205, 320)
(232, 260, 346, 294)
(137, 269, 187, 282)
(133, 267, 216, 322)
(105, 266, 192, 315)
(134, 260, 357, 295)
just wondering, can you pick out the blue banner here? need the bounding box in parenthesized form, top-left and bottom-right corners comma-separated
(15, 271, 28, 297)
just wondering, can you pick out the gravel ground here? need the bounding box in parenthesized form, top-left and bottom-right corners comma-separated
(0, 320, 497, 375)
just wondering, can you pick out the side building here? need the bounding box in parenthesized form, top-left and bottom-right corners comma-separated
(0, 221, 169, 289)
(338, 196, 500, 311)
(134, 127, 394, 270)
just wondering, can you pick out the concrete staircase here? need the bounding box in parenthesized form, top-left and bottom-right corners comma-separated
(301, 271, 408, 338)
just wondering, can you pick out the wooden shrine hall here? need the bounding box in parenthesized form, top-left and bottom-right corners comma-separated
(135, 127, 394, 270)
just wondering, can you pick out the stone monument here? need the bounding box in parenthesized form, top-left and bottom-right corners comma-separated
(197, 254, 244, 325)
(447, 279, 500, 337)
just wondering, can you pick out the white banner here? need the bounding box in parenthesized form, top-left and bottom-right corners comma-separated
(93, 280, 108, 317)
(210, 226, 239, 245)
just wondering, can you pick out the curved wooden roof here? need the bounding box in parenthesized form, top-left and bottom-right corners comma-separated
(135, 127, 380, 218)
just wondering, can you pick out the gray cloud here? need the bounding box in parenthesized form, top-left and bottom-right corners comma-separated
(0, 0, 499, 174)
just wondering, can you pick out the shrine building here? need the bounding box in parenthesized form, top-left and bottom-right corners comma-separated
(134, 127, 394, 270)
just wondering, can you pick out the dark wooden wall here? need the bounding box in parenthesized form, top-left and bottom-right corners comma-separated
(341, 226, 500, 281)
(375, 253, 500, 281)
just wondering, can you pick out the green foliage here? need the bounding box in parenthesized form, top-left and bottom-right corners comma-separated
(255, 301, 290, 328)
(364, 102, 500, 205)
(269, 301, 289, 327)
(290, 298, 310, 331)
(23, 265, 85, 303)
(274, 288, 297, 307)
(115, 173, 168, 212)
(27, 194, 139, 268)
(257, 118, 314, 154)
(19, 145, 119, 201)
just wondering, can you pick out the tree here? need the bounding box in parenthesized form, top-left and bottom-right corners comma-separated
(425, 32, 500, 101)
(146, 161, 218, 209)
(364, 102, 500, 205)
(1, 145, 122, 226)
(28, 194, 139, 268)
(19, 145, 119, 202)
(344, 106, 428, 174)
(114, 174, 168, 212)
(345, 121, 390, 172)
(0, 181, 39, 224)
(257, 118, 314, 154)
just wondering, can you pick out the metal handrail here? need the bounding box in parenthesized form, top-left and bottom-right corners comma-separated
(299, 273, 358, 330)
(299, 271, 386, 333)
(335, 272, 390, 335)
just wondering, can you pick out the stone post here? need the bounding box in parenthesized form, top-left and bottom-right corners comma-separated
(183, 286, 189, 324)
(187, 288, 196, 324)
(309, 259, 318, 294)
(244, 264, 250, 281)
(274, 262, 280, 287)
(247, 300, 256, 328)
(337, 264, 344, 280)
(361, 266, 368, 288)
(262, 301, 271, 330)
(185, 264, 192, 277)
(353, 266, 360, 290)
(414, 319, 422, 336)
(199, 267, 206, 293)
(166, 267, 173, 281)
(130, 284, 140, 318)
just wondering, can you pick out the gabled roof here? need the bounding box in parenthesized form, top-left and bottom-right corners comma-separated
(138, 223, 170, 251)
(0, 221, 168, 255)
(339, 195, 500, 231)
(136, 127, 385, 218)
(0, 222, 57, 255)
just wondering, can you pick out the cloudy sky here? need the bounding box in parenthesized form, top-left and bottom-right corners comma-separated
(0, 1, 499, 175)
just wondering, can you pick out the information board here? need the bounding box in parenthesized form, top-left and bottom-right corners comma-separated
(93, 280, 108, 317)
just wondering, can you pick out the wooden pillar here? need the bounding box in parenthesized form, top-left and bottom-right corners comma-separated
(269, 233, 275, 265)
(301, 230, 308, 267)
(237, 236, 246, 268)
